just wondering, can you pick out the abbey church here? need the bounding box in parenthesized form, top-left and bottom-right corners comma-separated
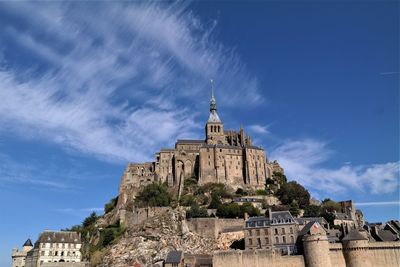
(118, 88, 284, 206)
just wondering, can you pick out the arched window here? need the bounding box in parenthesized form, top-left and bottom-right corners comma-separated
(275, 236, 279, 244)
(217, 126, 220, 132)
(291, 236, 294, 243)
(283, 236, 286, 243)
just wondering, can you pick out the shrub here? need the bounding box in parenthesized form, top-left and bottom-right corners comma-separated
(276, 181, 310, 208)
(216, 203, 241, 218)
(104, 196, 119, 214)
(186, 203, 208, 218)
(303, 205, 322, 217)
(134, 182, 172, 207)
(208, 191, 222, 209)
(256, 189, 268, 196)
(240, 203, 261, 217)
(321, 199, 341, 212)
(82, 212, 97, 228)
(179, 194, 196, 206)
(235, 188, 248, 196)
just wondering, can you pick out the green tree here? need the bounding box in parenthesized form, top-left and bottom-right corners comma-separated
(273, 171, 287, 185)
(321, 199, 341, 212)
(134, 182, 172, 207)
(186, 203, 208, 218)
(216, 203, 241, 218)
(288, 202, 300, 217)
(179, 194, 196, 206)
(240, 203, 261, 217)
(303, 205, 322, 217)
(276, 181, 310, 208)
(104, 196, 119, 214)
(208, 191, 222, 209)
(82, 212, 97, 228)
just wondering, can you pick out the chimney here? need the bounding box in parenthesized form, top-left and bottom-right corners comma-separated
(268, 207, 272, 220)
(244, 212, 249, 221)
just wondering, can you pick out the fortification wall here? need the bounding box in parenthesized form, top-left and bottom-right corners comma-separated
(186, 218, 244, 239)
(123, 207, 172, 226)
(213, 250, 305, 267)
(329, 243, 346, 267)
(368, 242, 400, 267)
(328, 241, 400, 267)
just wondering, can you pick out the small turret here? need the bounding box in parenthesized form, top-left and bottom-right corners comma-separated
(22, 238, 33, 252)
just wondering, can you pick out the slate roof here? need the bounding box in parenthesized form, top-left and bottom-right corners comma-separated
(342, 230, 368, 241)
(298, 221, 326, 237)
(295, 217, 328, 226)
(335, 213, 352, 220)
(270, 211, 296, 224)
(165, 251, 183, 264)
(208, 110, 221, 123)
(376, 230, 399, 242)
(37, 231, 81, 244)
(23, 238, 33, 247)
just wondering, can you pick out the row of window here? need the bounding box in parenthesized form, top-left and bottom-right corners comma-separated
(210, 125, 221, 133)
(40, 250, 79, 257)
(40, 243, 78, 249)
(248, 235, 295, 247)
(248, 227, 294, 236)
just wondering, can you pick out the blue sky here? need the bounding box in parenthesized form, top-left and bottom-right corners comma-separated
(0, 1, 398, 265)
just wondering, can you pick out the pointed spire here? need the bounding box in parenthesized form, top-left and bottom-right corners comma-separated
(210, 79, 216, 112)
(207, 79, 221, 123)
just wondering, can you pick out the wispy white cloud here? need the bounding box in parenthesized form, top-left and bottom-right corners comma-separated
(248, 124, 270, 135)
(355, 201, 400, 206)
(0, 153, 71, 190)
(270, 139, 399, 195)
(0, 2, 262, 162)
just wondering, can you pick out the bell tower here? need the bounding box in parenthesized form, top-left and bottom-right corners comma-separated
(205, 80, 225, 144)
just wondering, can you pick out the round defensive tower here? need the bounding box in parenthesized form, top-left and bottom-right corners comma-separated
(303, 233, 332, 267)
(342, 230, 371, 267)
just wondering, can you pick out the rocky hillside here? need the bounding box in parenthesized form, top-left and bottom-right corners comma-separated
(98, 208, 218, 267)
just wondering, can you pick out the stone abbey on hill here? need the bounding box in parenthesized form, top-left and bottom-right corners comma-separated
(118, 88, 283, 208)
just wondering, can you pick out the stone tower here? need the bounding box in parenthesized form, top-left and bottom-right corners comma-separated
(302, 222, 332, 267)
(205, 81, 225, 145)
(342, 229, 372, 267)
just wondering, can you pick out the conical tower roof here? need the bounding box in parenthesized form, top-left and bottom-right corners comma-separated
(23, 238, 33, 247)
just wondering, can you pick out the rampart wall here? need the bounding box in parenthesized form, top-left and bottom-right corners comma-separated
(214, 242, 400, 267)
(213, 250, 305, 267)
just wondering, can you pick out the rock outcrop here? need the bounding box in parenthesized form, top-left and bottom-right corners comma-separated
(99, 208, 219, 267)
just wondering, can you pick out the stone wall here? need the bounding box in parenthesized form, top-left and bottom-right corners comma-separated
(368, 242, 400, 267)
(122, 207, 172, 226)
(186, 218, 244, 239)
(329, 243, 346, 267)
(328, 241, 400, 267)
(213, 250, 305, 267)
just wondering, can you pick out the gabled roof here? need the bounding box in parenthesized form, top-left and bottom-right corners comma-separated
(23, 238, 33, 247)
(295, 217, 328, 225)
(165, 251, 183, 264)
(298, 221, 326, 237)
